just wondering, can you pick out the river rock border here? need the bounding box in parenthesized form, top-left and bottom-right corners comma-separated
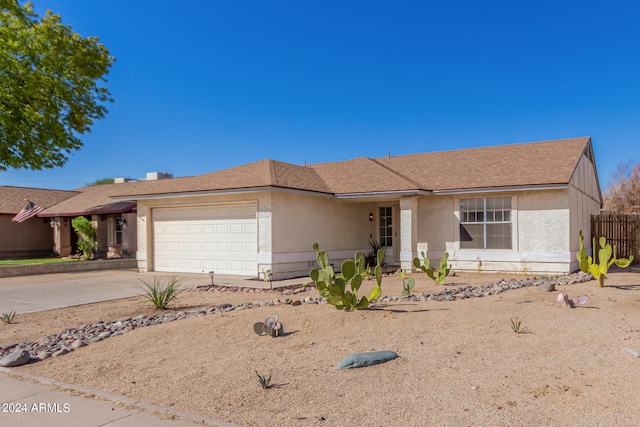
(0, 271, 594, 367)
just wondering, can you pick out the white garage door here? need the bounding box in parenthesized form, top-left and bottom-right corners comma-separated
(153, 204, 257, 275)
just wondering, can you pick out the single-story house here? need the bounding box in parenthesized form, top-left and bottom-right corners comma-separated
(38, 182, 139, 259)
(0, 186, 77, 258)
(111, 136, 602, 279)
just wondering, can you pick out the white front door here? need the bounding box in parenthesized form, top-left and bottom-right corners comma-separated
(379, 206, 396, 263)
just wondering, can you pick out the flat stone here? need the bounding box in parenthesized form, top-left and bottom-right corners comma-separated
(624, 348, 640, 358)
(36, 351, 50, 361)
(51, 348, 69, 357)
(337, 350, 399, 370)
(0, 349, 31, 367)
(71, 339, 86, 349)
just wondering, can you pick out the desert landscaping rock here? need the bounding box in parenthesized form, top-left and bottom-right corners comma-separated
(337, 350, 399, 369)
(0, 271, 597, 365)
(0, 349, 30, 367)
(624, 348, 640, 358)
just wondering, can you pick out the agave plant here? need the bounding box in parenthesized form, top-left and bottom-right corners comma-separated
(510, 317, 529, 334)
(256, 370, 272, 389)
(1, 310, 16, 324)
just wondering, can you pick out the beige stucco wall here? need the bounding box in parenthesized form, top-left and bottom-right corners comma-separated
(0, 215, 54, 259)
(410, 190, 578, 274)
(269, 191, 377, 278)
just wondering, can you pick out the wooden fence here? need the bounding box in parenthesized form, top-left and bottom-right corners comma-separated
(591, 214, 639, 263)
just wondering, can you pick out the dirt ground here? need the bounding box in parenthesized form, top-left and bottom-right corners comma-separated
(2, 270, 640, 426)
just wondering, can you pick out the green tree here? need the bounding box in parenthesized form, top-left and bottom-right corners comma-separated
(0, 1, 114, 171)
(85, 177, 114, 186)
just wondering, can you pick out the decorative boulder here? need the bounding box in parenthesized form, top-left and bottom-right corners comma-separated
(337, 350, 398, 370)
(0, 349, 31, 367)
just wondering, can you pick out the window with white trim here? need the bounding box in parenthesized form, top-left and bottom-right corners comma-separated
(460, 197, 512, 249)
(115, 218, 124, 246)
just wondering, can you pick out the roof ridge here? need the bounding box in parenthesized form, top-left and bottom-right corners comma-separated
(375, 136, 592, 161)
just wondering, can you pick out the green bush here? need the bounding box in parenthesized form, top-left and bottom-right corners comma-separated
(71, 216, 97, 259)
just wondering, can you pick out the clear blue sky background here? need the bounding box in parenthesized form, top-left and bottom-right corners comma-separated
(2, 0, 639, 190)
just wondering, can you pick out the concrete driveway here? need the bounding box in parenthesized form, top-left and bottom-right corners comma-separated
(0, 270, 213, 315)
(0, 269, 306, 315)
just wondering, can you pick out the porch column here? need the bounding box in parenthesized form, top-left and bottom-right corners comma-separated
(256, 194, 273, 278)
(399, 197, 418, 271)
(54, 217, 72, 257)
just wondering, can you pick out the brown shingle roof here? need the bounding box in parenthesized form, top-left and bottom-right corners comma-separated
(375, 136, 591, 191)
(40, 183, 137, 217)
(0, 186, 78, 214)
(308, 157, 420, 193)
(113, 136, 592, 199)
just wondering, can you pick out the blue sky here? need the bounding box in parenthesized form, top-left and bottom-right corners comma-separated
(2, 1, 639, 190)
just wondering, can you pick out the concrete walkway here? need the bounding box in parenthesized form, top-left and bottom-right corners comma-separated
(0, 368, 240, 426)
(0, 269, 308, 426)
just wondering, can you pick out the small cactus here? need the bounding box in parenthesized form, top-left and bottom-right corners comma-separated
(400, 271, 415, 296)
(253, 314, 285, 337)
(413, 251, 451, 285)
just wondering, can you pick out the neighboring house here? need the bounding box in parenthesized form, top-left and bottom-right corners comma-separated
(111, 137, 602, 279)
(38, 182, 139, 259)
(0, 186, 77, 258)
(0, 182, 142, 260)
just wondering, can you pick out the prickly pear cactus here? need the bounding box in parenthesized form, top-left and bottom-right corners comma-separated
(400, 270, 415, 296)
(413, 251, 451, 285)
(576, 230, 593, 273)
(577, 230, 634, 287)
(309, 243, 382, 311)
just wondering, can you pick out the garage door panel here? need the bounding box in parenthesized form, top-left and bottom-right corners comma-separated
(153, 204, 257, 275)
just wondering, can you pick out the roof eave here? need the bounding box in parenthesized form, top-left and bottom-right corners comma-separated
(111, 186, 335, 202)
(432, 184, 569, 195)
(334, 189, 432, 199)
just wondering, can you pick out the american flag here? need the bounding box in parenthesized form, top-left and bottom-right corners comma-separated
(12, 201, 44, 223)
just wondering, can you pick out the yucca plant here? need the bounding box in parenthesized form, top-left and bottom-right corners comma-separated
(1, 310, 16, 324)
(256, 370, 272, 389)
(139, 276, 183, 308)
(510, 317, 529, 334)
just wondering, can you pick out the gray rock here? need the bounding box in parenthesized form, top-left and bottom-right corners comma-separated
(36, 351, 49, 361)
(0, 349, 31, 367)
(71, 339, 86, 349)
(337, 350, 399, 370)
(51, 348, 69, 357)
(624, 348, 640, 358)
(537, 282, 555, 292)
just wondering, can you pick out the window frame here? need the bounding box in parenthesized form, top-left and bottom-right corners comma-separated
(459, 196, 513, 250)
